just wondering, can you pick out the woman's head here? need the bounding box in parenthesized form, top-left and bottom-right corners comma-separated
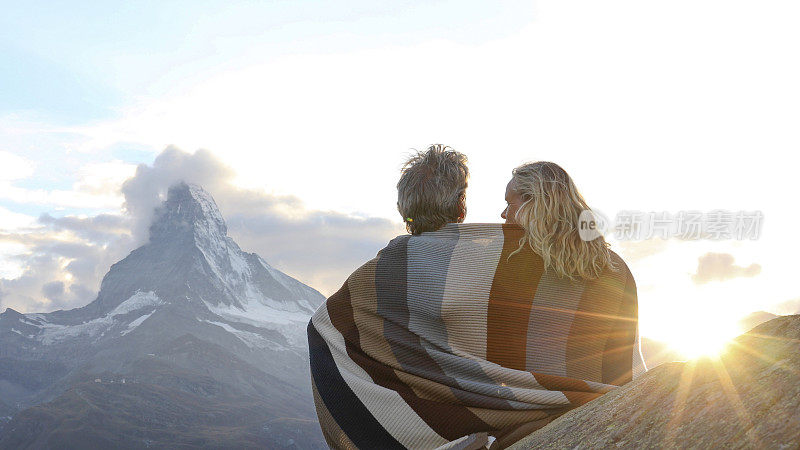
(503, 161, 617, 280)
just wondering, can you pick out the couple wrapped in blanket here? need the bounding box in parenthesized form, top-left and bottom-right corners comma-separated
(308, 145, 647, 449)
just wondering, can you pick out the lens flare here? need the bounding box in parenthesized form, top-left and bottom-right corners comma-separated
(665, 322, 741, 359)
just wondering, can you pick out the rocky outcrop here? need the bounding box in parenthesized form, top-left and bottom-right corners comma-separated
(510, 315, 800, 449)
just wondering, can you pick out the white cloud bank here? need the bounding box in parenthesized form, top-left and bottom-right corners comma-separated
(0, 147, 403, 313)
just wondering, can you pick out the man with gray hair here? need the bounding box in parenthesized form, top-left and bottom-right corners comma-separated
(397, 144, 469, 234)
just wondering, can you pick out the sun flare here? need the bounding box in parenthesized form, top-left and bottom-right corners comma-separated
(664, 322, 742, 360)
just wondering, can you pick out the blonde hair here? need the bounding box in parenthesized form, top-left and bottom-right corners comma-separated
(509, 161, 618, 280)
(398, 144, 469, 235)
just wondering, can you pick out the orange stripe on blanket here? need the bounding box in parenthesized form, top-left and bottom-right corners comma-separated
(486, 225, 544, 370)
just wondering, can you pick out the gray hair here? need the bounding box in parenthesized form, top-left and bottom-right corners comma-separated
(397, 144, 469, 235)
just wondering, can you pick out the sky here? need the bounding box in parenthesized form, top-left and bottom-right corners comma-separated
(1, 0, 799, 353)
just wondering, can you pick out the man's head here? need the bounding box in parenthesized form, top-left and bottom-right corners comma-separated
(397, 144, 469, 235)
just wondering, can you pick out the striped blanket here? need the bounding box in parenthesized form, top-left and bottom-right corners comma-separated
(308, 223, 646, 449)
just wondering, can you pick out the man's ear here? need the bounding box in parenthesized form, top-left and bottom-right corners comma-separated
(457, 200, 467, 222)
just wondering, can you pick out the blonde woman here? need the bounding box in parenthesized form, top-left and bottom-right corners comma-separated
(501, 161, 618, 280)
(485, 161, 646, 447)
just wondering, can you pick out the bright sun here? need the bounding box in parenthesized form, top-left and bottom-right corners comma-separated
(663, 322, 742, 360)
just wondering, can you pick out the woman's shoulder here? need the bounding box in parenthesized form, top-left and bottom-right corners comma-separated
(606, 248, 634, 280)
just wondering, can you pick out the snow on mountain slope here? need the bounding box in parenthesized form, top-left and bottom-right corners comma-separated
(21, 291, 163, 345)
(120, 311, 156, 336)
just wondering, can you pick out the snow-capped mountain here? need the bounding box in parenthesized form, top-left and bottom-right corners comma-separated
(0, 182, 327, 448)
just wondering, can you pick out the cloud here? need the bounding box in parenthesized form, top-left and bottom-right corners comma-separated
(120, 146, 238, 244)
(772, 297, 800, 315)
(224, 207, 402, 296)
(0, 150, 136, 210)
(120, 146, 404, 295)
(0, 214, 136, 312)
(73, 160, 138, 197)
(37, 212, 130, 243)
(0, 205, 37, 230)
(1, 146, 403, 312)
(0, 151, 35, 181)
(615, 238, 670, 263)
(691, 252, 761, 285)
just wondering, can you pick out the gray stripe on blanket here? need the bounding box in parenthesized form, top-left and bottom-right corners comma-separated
(407, 229, 458, 349)
(408, 229, 517, 406)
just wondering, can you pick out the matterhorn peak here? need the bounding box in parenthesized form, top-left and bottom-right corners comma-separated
(0, 181, 329, 448)
(147, 181, 227, 244)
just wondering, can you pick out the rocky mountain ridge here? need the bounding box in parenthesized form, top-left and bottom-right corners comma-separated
(0, 181, 327, 448)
